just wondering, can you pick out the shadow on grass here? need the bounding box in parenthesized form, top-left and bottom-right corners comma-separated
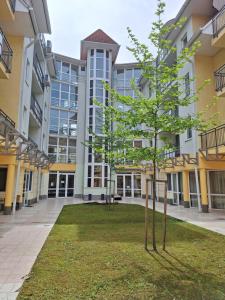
(145, 249, 225, 299)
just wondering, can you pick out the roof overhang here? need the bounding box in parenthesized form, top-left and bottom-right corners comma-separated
(165, 0, 217, 43)
(80, 40, 120, 62)
(31, 0, 51, 34)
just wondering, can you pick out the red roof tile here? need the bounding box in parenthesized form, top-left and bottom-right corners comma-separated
(83, 29, 118, 45)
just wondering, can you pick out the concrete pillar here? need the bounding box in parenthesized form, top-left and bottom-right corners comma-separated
(199, 168, 209, 213)
(18, 167, 25, 209)
(4, 164, 16, 215)
(182, 170, 190, 208)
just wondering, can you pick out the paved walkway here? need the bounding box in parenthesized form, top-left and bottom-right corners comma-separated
(0, 198, 82, 300)
(0, 198, 225, 299)
(122, 198, 225, 235)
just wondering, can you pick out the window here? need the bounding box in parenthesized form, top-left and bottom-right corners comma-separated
(48, 136, 76, 163)
(96, 49, 104, 78)
(185, 73, 190, 96)
(0, 168, 7, 192)
(167, 174, 172, 191)
(25, 58, 30, 83)
(95, 108, 103, 134)
(134, 140, 142, 148)
(187, 128, 192, 140)
(182, 33, 188, 49)
(50, 109, 59, 134)
(90, 80, 94, 105)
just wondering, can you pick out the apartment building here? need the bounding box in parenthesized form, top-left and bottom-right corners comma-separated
(140, 0, 225, 212)
(0, 0, 55, 214)
(48, 30, 142, 200)
(48, 54, 85, 198)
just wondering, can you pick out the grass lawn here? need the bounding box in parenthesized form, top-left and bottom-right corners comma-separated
(18, 203, 225, 300)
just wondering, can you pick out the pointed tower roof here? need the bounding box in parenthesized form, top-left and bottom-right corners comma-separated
(80, 29, 120, 62)
(83, 29, 118, 45)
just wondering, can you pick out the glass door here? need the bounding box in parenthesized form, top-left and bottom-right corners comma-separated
(172, 174, 179, 205)
(125, 175, 132, 197)
(48, 173, 57, 198)
(58, 174, 66, 197)
(67, 174, 75, 197)
(117, 175, 124, 197)
(133, 175, 142, 198)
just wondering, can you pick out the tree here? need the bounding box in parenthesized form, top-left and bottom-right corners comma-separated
(97, 0, 215, 251)
(86, 0, 216, 250)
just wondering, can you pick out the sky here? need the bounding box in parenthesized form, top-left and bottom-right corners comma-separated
(46, 0, 185, 63)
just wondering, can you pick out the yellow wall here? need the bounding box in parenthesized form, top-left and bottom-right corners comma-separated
(192, 15, 210, 32)
(50, 163, 76, 172)
(0, 35, 24, 126)
(195, 50, 225, 125)
(0, 0, 15, 21)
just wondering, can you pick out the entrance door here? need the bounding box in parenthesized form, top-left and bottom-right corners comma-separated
(67, 174, 75, 197)
(117, 175, 124, 197)
(58, 174, 66, 197)
(48, 173, 57, 198)
(116, 174, 141, 198)
(58, 173, 75, 198)
(125, 175, 132, 197)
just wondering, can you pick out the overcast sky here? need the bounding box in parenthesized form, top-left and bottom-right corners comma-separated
(46, 0, 185, 63)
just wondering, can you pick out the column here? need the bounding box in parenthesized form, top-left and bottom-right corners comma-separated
(182, 170, 190, 208)
(199, 168, 209, 213)
(18, 167, 25, 209)
(4, 164, 16, 215)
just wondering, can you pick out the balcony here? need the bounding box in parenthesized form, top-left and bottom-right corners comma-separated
(33, 54, 44, 91)
(0, 0, 15, 22)
(200, 124, 225, 150)
(0, 28, 13, 79)
(30, 96, 43, 126)
(0, 109, 15, 138)
(212, 5, 225, 47)
(214, 64, 225, 96)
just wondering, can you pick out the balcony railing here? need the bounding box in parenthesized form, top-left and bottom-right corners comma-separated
(200, 124, 225, 150)
(0, 109, 15, 138)
(9, 0, 16, 13)
(0, 27, 13, 73)
(215, 64, 225, 92)
(31, 96, 43, 125)
(213, 5, 225, 38)
(33, 54, 44, 90)
(0, 109, 15, 127)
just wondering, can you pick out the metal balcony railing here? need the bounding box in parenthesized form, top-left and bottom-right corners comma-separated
(31, 96, 43, 125)
(215, 64, 225, 92)
(0, 109, 15, 127)
(200, 124, 225, 150)
(212, 5, 225, 38)
(0, 109, 15, 138)
(163, 149, 181, 159)
(9, 0, 16, 13)
(0, 27, 13, 73)
(33, 54, 44, 90)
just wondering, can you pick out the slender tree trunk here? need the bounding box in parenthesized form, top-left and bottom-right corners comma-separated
(144, 179, 149, 250)
(163, 181, 168, 251)
(152, 133, 157, 251)
(109, 166, 112, 207)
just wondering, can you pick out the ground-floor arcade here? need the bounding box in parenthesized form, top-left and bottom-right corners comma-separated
(160, 154, 225, 212)
(0, 156, 49, 214)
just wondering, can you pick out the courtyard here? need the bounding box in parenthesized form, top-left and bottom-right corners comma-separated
(14, 202, 225, 300)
